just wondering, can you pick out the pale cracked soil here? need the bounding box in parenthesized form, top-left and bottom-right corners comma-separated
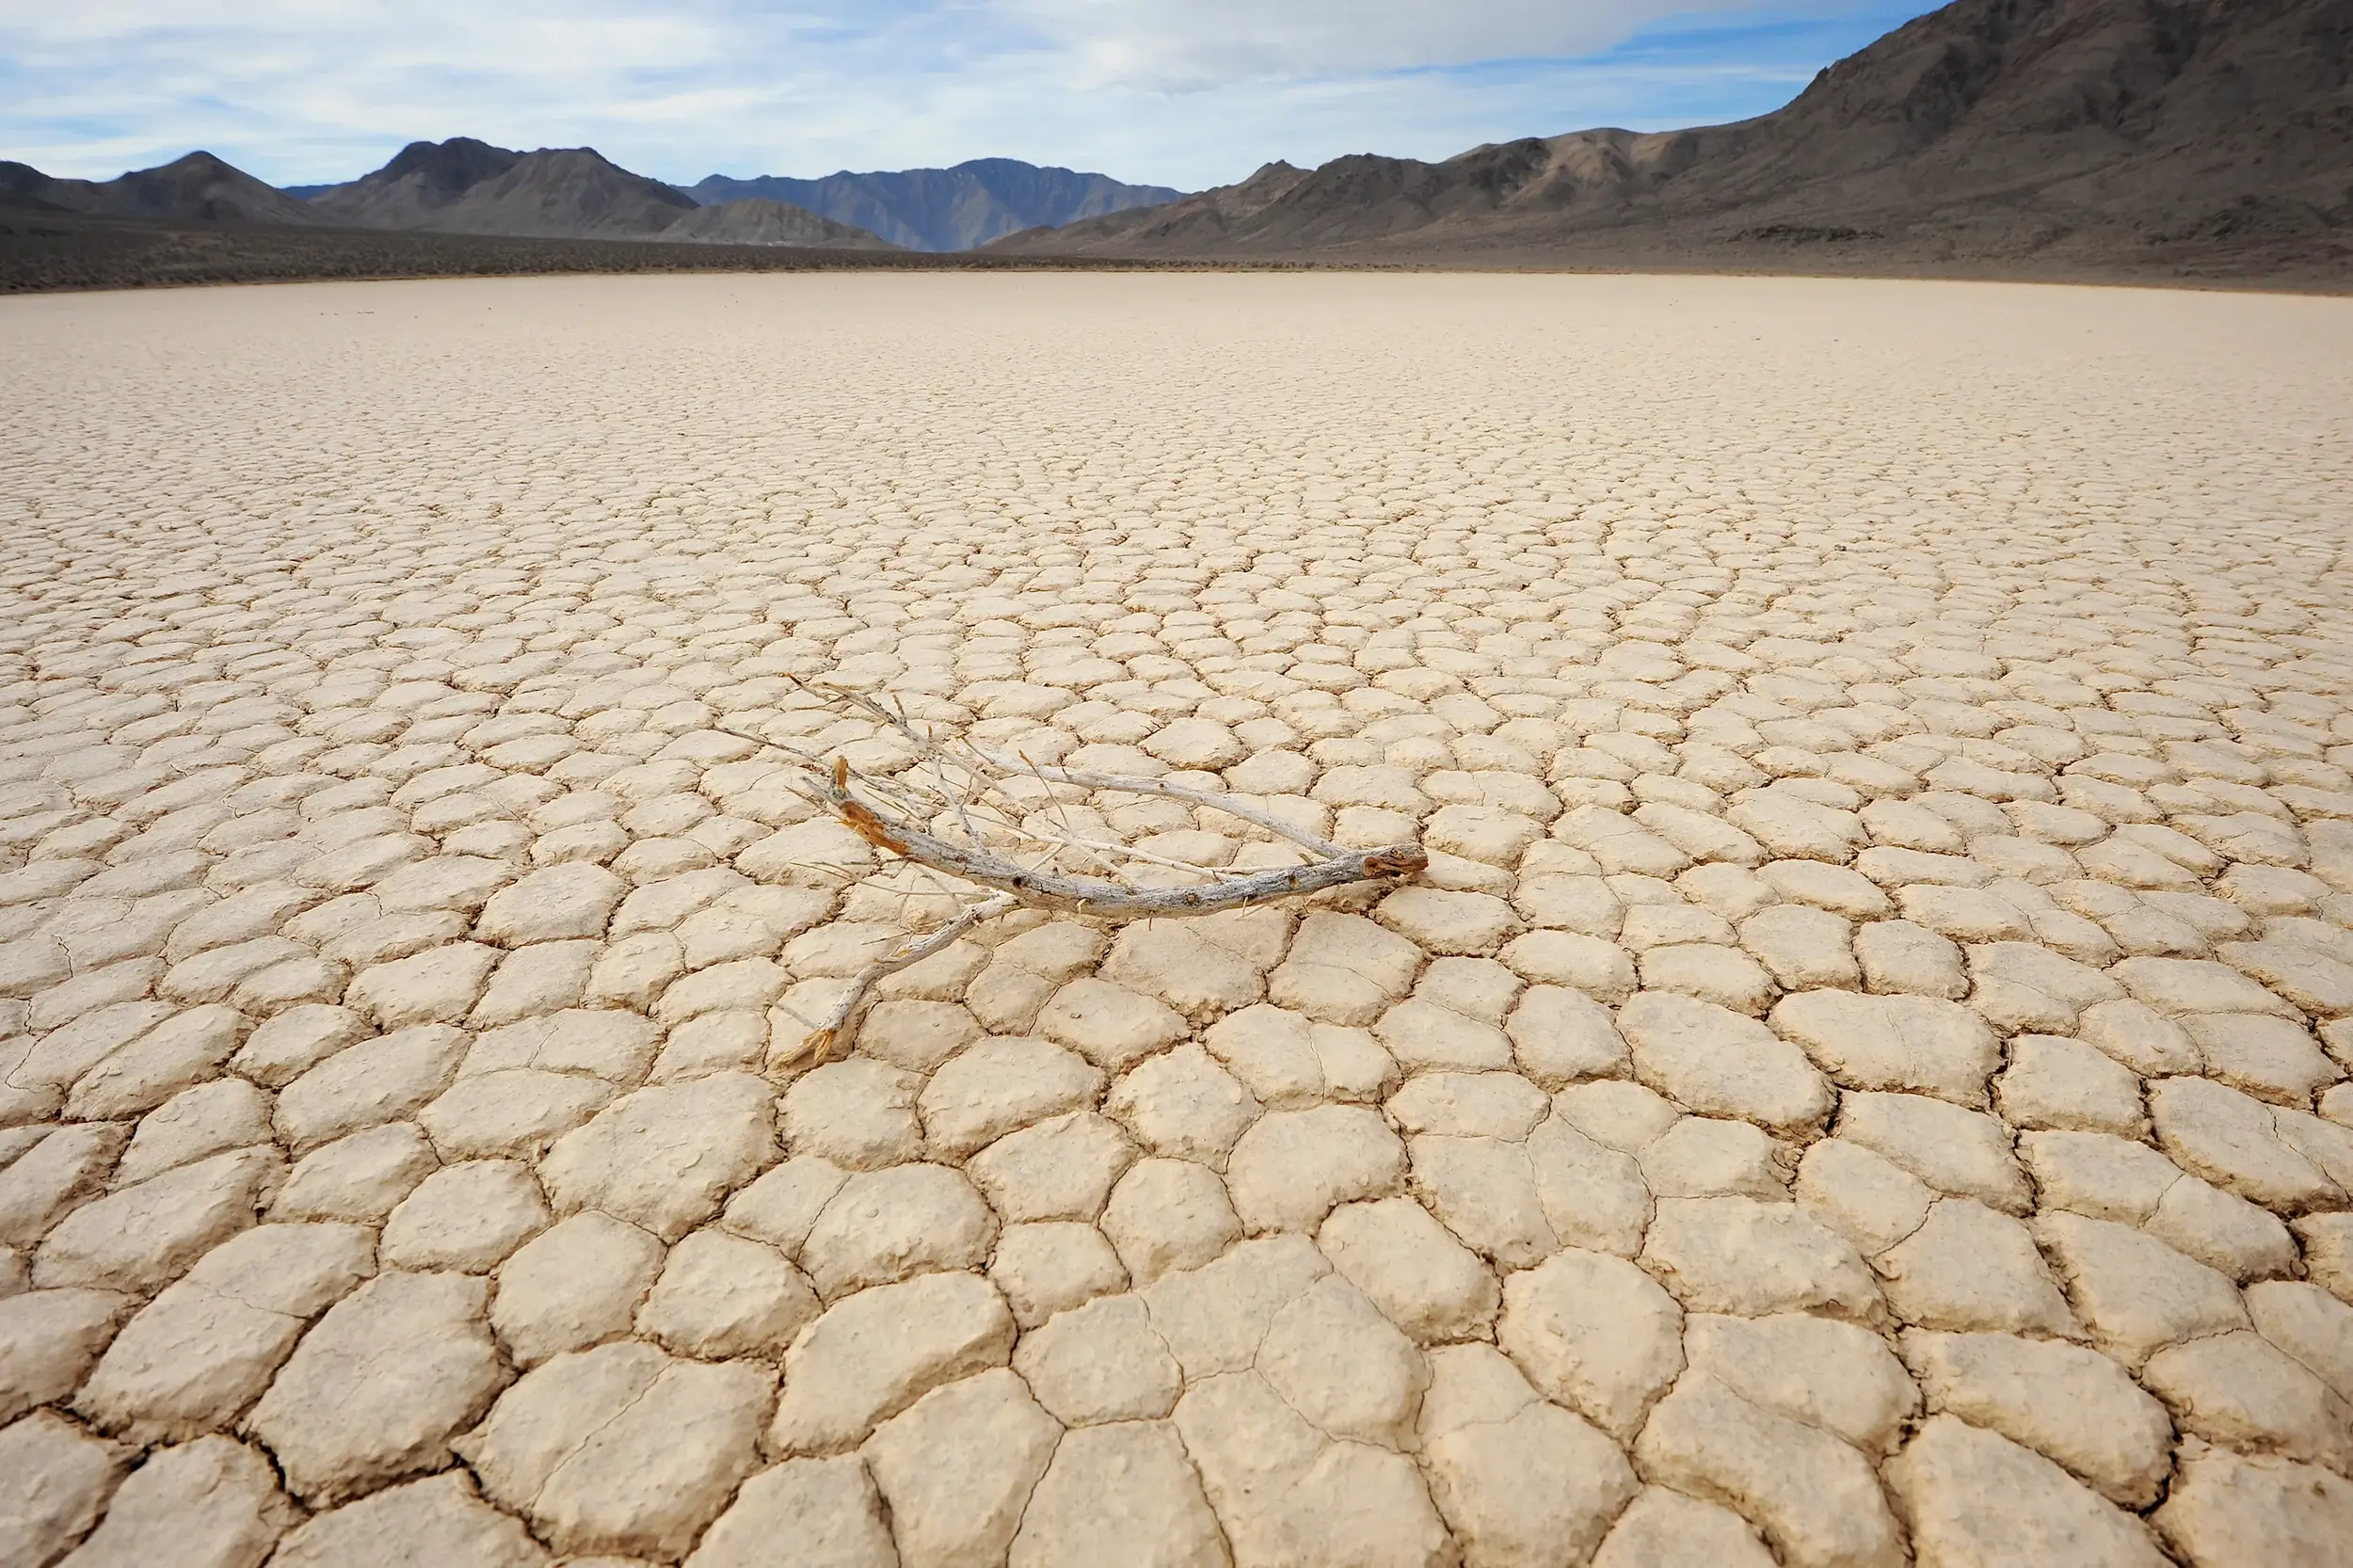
(2, 271, 2353, 1568)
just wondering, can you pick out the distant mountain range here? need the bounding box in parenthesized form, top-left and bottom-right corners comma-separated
(689, 160, 1184, 251)
(2, 139, 1184, 253)
(291, 139, 897, 248)
(301, 136, 527, 228)
(269, 142, 1180, 251)
(6, 0, 2345, 283)
(3, 139, 903, 250)
(989, 0, 2353, 271)
(1, 152, 318, 228)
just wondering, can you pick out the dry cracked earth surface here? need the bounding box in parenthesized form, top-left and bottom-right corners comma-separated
(0, 272, 2351, 1568)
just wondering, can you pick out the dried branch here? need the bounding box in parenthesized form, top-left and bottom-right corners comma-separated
(788, 890, 1017, 1066)
(808, 755, 1425, 918)
(707, 685, 1425, 1065)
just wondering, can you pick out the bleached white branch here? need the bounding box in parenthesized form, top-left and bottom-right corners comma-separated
(781, 889, 1017, 1068)
(805, 755, 1425, 919)
(706, 686, 1425, 1064)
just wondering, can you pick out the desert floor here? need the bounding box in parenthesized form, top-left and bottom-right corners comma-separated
(3, 272, 2352, 1567)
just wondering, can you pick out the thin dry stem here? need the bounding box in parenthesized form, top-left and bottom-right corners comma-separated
(804, 754, 1426, 918)
(781, 890, 1017, 1068)
(707, 684, 1425, 1063)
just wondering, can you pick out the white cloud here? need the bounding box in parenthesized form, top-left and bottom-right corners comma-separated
(1004, 0, 1764, 89)
(0, 0, 1896, 192)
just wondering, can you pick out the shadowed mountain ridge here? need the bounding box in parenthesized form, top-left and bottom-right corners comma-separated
(7, 0, 2344, 280)
(984, 0, 2353, 269)
(689, 159, 1185, 251)
(302, 136, 524, 227)
(294, 142, 696, 239)
(1, 152, 324, 227)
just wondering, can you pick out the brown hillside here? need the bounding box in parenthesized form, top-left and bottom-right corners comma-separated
(986, 0, 2353, 272)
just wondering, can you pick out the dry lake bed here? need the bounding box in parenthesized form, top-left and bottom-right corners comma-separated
(3, 272, 2353, 1566)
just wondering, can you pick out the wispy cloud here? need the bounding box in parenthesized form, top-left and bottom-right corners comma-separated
(0, 0, 1933, 191)
(1006, 0, 1760, 88)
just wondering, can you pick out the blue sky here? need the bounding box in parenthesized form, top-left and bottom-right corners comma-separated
(1, 0, 1940, 192)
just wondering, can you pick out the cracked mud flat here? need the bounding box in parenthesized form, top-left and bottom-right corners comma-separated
(2, 271, 2352, 1568)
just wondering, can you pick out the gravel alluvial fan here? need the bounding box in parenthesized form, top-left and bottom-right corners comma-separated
(0, 261, 2351, 1565)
